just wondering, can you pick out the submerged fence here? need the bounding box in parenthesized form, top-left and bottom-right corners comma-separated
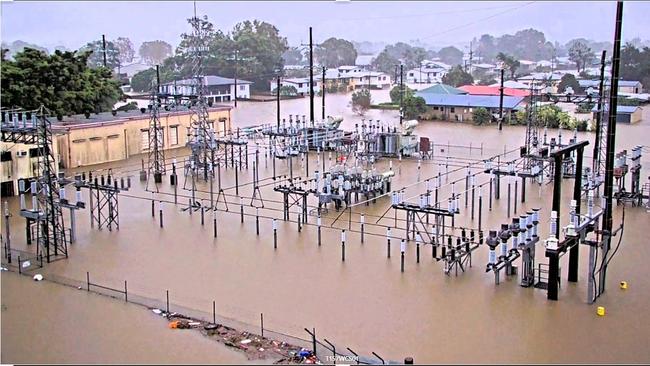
(1, 259, 397, 365)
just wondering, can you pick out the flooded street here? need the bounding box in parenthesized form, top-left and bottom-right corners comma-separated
(2, 90, 650, 363)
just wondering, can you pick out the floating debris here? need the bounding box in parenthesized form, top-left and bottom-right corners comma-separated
(32, 274, 43, 281)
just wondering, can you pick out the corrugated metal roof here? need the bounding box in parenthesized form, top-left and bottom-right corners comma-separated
(418, 84, 466, 95)
(163, 75, 253, 86)
(415, 93, 525, 109)
(591, 105, 640, 114)
(458, 85, 530, 97)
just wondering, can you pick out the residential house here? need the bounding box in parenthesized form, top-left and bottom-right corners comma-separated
(160, 75, 253, 104)
(518, 60, 537, 73)
(517, 73, 562, 93)
(592, 105, 643, 124)
(415, 92, 525, 122)
(578, 79, 644, 94)
(406, 66, 448, 84)
(459, 85, 530, 98)
(421, 60, 452, 71)
(271, 77, 320, 96)
(316, 69, 391, 91)
(489, 80, 541, 92)
(418, 84, 467, 95)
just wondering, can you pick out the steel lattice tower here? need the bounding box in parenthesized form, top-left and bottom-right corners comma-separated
(146, 73, 166, 191)
(36, 110, 68, 261)
(185, 10, 216, 182)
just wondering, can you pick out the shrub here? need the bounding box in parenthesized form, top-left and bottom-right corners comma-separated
(472, 107, 491, 125)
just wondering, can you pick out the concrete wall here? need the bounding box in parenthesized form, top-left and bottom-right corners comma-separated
(1, 139, 60, 196)
(56, 108, 231, 168)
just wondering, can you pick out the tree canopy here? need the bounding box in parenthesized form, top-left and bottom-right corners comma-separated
(114, 37, 135, 65)
(315, 37, 357, 68)
(1, 48, 123, 119)
(80, 39, 121, 69)
(351, 89, 372, 116)
(442, 65, 474, 87)
(557, 74, 583, 94)
(568, 41, 595, 73)
(139, 40, 173, 65)
(437, 46, 463, 66)
(496, 52, 520, 79)
(371, 42, 429, 73)
(620, 43, 650, 92)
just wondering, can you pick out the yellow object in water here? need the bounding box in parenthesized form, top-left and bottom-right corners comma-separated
(597, 306, 606, 316)
(620, 281, 628, 289)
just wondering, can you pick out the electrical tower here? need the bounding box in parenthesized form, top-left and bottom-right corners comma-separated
(1, 107, 69, 263)
(146, 65, 166, 192)
(185, 8, 216, 183)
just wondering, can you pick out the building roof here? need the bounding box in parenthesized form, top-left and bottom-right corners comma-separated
(591, 105, 641, 114)
(579, 79, 642, 88)
(418, 84, 467, 95)
(355, 55, 374, 66)
(518, 73, 562, 81)
(488, 80, 533, 90)
(51, 105, 232, 129)
(163, 75, 253, 87)
(458, 85, 530, 97)
(338, 65, 359, 70)
(415, 93, 525, 109)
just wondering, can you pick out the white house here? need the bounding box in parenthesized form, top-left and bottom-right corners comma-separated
(270, 77, 320, 96)
(160, 75, 252, 103)
(406, 66, 448, 84)
(337, 65, 364, 74)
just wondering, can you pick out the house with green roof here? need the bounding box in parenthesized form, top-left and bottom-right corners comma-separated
(418, 84, 467, 95)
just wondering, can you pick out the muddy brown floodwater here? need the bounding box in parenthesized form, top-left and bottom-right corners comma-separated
(2, 90, 650, 364)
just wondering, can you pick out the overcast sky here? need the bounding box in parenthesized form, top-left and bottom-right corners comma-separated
(2, 1, 649, 52)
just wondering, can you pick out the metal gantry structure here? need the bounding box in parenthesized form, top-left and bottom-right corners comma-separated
(146, 65, 167, 191)
(185, 10, 217, 183)
(1, 108, 69, 263)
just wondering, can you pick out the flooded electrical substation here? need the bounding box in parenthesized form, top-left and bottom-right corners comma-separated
(2, 88, 650, 364)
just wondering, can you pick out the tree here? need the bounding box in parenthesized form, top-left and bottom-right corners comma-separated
(279, 85, 298, 97)
(282, 47, 304, 65)
(557, 74, 583, 94)
(371, 50, 399, 74)
(130, 67, 157, 92)
(80, 39, 120, 69)
(472, 107, 491, 125)
(315, 37, 357, 68)
(568, 41, 595, 73)
(438, 46, 463, 65)
(1, 40, 49, 59)
(230, 20, 288, 91)
(390, 85, 414, 104)
(496, 52, 520, 79)
(351, 88, 372, 116)
(1, 48, 122, 119)
(114, 37, 135, 65)
(442, 65, 473, 87)
(620, 43, 650, 92)
(140, 40, 172, 65)
(402, 95, 426, 119)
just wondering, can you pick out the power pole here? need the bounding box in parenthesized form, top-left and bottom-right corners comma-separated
(234, 50, 238, 107)
(399, 64, 404, 125)
(322, 66, 326, 120)
(498, 68, 505, 131)
(102, 34, 107, 68)
(276, 75, 281, 129)
(309, 27, 315, 125)
(600, 0, 624, 296)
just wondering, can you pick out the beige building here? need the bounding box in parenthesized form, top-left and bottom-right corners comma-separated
(1, 106, 231, 196)
(56, 106, 231, 168)
(1, 139, 61, 196)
